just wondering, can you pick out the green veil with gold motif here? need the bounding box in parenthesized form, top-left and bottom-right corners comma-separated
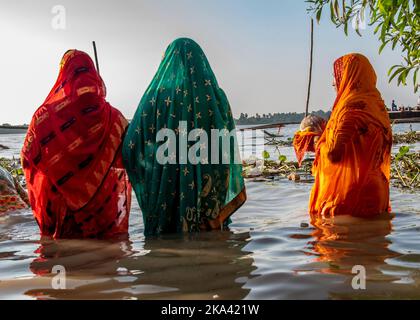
(123, 38, 246, 236)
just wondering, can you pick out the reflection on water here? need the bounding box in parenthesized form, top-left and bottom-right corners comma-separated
(21, 232, 255, 300)
(1, 182, 420, 299)
(310, 215, 395, 273)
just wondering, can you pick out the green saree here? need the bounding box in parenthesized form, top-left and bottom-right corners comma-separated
(123, 38, 246, 236)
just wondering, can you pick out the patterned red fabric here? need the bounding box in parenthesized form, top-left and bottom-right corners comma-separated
(21, 50, 131, 239)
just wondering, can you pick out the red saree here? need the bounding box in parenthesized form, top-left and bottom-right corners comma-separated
(21, 50, 131, 239)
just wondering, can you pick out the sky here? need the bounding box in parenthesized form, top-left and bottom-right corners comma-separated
(0, 0, 417, 125)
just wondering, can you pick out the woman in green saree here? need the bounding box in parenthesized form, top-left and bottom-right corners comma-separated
(123, 38, 246, 236)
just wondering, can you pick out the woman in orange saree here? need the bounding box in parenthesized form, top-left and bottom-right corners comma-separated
(309, 53, 392, 219)
(21, 50, 131, 239)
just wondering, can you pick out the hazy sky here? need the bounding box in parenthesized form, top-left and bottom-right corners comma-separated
(0, 0, 417, 124)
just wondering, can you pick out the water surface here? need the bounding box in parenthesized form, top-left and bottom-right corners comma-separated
(0, 124, 419, 300)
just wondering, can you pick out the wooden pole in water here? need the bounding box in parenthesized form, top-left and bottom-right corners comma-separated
(92, 41, 100, 75)
(305, 18, 314, 117)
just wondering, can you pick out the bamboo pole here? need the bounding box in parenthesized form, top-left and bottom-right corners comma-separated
(305, 19, 314, 117)
(92, 41, 100, 75)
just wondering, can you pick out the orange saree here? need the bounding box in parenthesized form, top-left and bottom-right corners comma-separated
(309, 53, 392, 219)
(21, 50, 131, 239)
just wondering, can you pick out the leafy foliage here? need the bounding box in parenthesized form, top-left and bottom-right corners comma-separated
(307, 0, 420, 92)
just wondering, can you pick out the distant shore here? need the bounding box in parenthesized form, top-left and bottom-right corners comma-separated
(235, 110, 420, 126)
(0, 125, 28, 134)
(235, 117, 420, 128)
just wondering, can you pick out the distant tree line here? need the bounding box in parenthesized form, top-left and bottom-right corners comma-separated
(235, 110, 331, 125)
(1, 123, 29, 127)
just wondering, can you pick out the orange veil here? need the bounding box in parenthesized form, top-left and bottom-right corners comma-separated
(309, 53, 392, 219)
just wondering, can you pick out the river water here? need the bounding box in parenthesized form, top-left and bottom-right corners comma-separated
(0, 124, 419, 300)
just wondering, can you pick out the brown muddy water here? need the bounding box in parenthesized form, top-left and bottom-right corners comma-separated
(0, 124, 419, 300)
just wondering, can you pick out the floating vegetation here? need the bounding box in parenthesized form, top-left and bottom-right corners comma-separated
(391, 146, 420, 190)
(265, 134, 293, 147)
(392, 130, 420, 145)
(243, 147, 420, 190)
(0, 157, 25, 186)
(243, 152, 313, 183)
(264, 130, 420, 149)
(1, 142, 419, 191)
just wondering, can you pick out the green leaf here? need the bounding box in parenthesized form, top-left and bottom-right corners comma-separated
(262, 151, 270, 160)
(333, 0, 340, 19)
(344, 20, 349, 35)
(392, 35, 400, 49)
(396, 145, 410, 160)
(278, 155, 287, 163)
(316, 8, 323, 22)
(379, 38, 391, 54)
(398, 68, 408, 85)
(389, 67, 405, 83)
(388, 64, 399, 76)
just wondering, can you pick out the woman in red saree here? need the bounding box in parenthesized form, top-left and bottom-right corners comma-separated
(21, 50, 131, 239)
(309, 53, 392, 219)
